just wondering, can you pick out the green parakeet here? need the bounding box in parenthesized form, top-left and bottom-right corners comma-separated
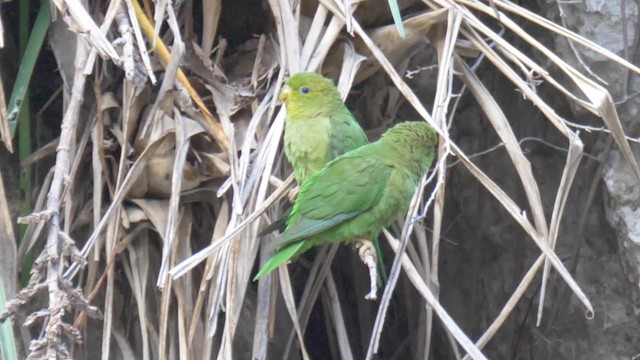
(280, 72, 369, 184)
(254, 121, 438, 299)
(259, 72, 368, 234)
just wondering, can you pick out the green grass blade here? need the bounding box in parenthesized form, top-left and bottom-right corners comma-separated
(16, 0, 42, 284)
(387, 0, 405, 38)
(0, 283, 18, 360)
(373, 237, 387, 282)
(7, 0, 51, 137)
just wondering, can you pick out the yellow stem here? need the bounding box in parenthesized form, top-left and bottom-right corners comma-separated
(131, 0, 230, 150)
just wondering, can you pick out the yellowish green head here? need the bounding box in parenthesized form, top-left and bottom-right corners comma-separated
(279, 72, 345, 118)
(381, 121, 438, 147)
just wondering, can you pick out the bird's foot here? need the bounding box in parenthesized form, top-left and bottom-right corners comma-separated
(288, 186, 299, 203)
(356, 239, 378, 301)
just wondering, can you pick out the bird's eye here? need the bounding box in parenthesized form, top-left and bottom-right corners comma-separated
(299, 86, 311, 94)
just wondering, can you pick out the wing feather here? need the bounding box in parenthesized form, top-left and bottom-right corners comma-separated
(271, 155, 393, 249)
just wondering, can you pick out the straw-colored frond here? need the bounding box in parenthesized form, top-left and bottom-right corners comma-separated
(1, 0, 637, 359)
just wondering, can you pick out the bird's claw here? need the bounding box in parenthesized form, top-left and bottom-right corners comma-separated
(356, 240, 378, 301)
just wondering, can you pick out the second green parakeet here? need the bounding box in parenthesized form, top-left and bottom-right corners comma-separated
(255, 121, 438, 299)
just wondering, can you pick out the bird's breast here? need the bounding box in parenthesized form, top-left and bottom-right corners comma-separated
(284, 118, 331, 183)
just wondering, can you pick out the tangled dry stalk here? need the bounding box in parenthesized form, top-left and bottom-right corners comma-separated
(1, 0, 639, 359)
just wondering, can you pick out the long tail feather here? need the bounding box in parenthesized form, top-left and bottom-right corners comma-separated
(254, 241, 306, 280)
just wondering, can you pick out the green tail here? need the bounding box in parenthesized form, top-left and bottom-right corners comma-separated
(254, 237, 386, 282)
(254, 241, 306, 280)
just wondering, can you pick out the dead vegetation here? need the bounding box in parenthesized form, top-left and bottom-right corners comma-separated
(0, 0, 639, 359)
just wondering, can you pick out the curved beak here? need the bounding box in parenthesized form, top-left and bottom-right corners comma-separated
(279, 84, 291, 103)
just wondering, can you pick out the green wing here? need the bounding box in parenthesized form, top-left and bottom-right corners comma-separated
(254, 156, 393, 280)
(327, 113, 368, 161)
(280, 155, 393, 246)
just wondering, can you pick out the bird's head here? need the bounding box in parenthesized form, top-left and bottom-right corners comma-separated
(380, 121, 439, 176)
(382, 121, 438, 148)
(279, 72, 344, 118)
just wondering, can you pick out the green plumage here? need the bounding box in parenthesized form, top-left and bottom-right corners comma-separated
(254, 121, 438, 279)
(259, 72, 368, 235)
(281, 72, 368, 184)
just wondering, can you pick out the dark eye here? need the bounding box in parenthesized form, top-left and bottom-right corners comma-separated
(299, 86, 311, 94)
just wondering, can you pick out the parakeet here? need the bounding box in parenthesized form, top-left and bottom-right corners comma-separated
(280, 72, 369, 185)
(259, 72, 368, 234)
(254, 121, 438, 300)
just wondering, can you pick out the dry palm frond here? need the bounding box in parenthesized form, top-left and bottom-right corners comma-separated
(2, 0, 638, 359)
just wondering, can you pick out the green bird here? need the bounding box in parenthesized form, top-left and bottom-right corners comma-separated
(254, 121, 438, 300)
(259, 72, 368, 233)
(260, 72, 377, 278)
(280, 72, 369, 185)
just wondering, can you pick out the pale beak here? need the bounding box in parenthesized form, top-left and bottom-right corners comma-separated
(279, 84, 291, 103)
